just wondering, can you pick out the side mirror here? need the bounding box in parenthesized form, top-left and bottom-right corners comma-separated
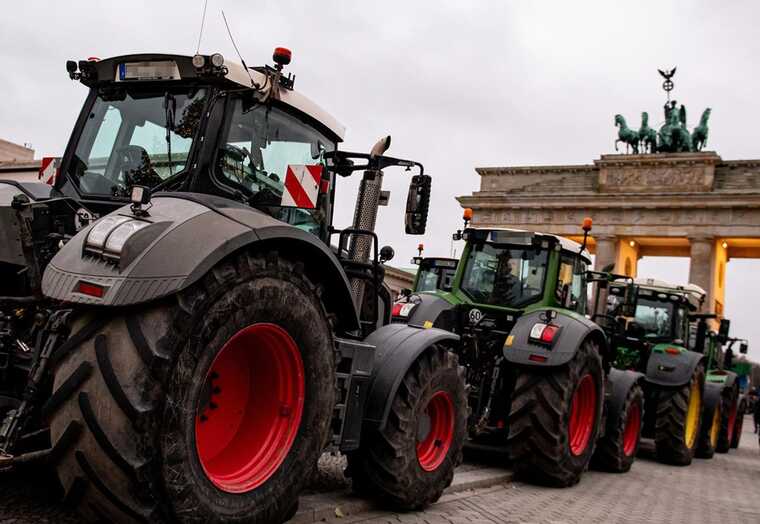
(405, 174, 431, 235)
(380, 245, 395, 263)
(620, 282, 638, 317)
(718, 318, 730, 343)
(601, 263, 615, 273)
(740, 342, 748, 354)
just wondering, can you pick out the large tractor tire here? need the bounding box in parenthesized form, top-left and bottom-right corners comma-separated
(592, 382, 644, 473)
(716, 388, 738, 453)
(654, 365, 704, 466)
(347, 346, 467, 510)
(730, 399, 745, 449)
(507, 338, 604, 487)
(46, 251, 336, 523)
(695, 402, 720, 459)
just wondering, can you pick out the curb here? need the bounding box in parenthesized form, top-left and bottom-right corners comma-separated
(291, 466, 513, 523)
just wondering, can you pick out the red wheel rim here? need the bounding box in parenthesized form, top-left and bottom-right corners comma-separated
(416, 391, 455, 472)
(622, 402, 641, 456)
(727, 398, 738, 443)
(569, 374, 597, 456)
(195, 323, 305, 493)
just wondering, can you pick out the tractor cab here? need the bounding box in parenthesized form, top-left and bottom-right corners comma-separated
(412, 257, 458, 293)
(604, 278, 702, 372)
(454, 227, 590, 314)
(56, 52, 345, 234)
(54, 53, 429, 246)
(393, 218, 592, 332)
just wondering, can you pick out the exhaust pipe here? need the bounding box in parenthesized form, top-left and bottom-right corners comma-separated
(348, 136, 391, 308)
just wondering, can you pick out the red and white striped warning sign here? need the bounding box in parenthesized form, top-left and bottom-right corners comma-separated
(38, 157, 60, 186)
(281, 164, 322, 208)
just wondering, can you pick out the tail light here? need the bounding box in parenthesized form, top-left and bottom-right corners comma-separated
(76, 281, 105, 298)
(529, 323, 560, 345)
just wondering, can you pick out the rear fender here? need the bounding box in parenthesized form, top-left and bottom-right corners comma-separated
(605, 368, 645, 432)
(706, 369, 737, 391)
(361, 323, 459, 431)
(41, 193, 359, 331)
(503, 308, 607, 367)
(645, 347, 703, 387)
(702, 382, 723, 417)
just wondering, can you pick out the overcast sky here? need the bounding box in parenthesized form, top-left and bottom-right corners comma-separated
(1, 1, 759, 359)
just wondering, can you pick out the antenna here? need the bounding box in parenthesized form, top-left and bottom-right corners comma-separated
(195, 0, 209, 54)
(221, 10, 257, 88)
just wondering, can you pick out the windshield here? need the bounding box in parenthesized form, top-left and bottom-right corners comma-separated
(460, 243, 548, 307)
(634, 297, 686, 341)
(69, 87, 206, 197)
(215, 96, 337, 235)
(416, 263, 457, 292)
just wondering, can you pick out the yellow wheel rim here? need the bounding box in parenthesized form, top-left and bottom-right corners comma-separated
(709, 405, 721, 449)
(684, 380, 702, 448)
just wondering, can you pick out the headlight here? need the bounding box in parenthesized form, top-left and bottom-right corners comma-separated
(104, 220, 150, 254)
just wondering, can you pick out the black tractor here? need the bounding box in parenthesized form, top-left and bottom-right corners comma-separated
(0, 50, 467, 523)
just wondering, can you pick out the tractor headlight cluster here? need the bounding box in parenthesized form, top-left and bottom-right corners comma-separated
(85, 216, 150, 260)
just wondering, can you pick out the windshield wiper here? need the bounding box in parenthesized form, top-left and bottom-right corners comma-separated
(164, 92, 176, 178)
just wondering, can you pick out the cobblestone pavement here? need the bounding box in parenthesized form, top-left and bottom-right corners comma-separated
(319, 416, 760, 524)
(0, 417, 757, 523)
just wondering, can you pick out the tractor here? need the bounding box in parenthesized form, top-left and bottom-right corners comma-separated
(392, 213, 644, 485)
(728, 340, 751, 444)
(690, 317, 746, 454)
(0, 50, 468, 523)
(409, 254, 458, 294)
(601, 278, 713, 465)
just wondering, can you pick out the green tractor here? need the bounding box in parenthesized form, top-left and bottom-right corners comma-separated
(601, 277, 724, 465)
(408, 244, 458, 293)
(728, 341, 751, 443)
(690, 318, 746, 453)
(392, 215, 645, 485)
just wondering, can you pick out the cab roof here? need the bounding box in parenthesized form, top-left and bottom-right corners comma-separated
(633, 277, 705, 308)
(468, 227, 591, 262)
(77, 53, 346, 141)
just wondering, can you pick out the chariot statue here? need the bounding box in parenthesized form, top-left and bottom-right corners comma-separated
(612, 68, 711, 154)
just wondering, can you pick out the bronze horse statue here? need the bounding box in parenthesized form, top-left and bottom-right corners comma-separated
(638, 112, 657, 153)
(615, 114, 639, 154)
(692, 108, 711, 151)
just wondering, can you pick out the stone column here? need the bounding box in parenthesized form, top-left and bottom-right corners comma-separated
(594, 235, 618, 272)
(689, 237, 715, 313)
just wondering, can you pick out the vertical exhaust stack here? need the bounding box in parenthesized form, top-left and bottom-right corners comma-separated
(348, 136, 391, 307)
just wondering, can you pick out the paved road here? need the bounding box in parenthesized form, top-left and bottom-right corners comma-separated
(320, 416, 760, 524)
(0, 417, 757, 523)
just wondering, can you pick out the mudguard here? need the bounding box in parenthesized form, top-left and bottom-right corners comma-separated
(362, 323, 459, 430)
(645, 346, 704, 387)
(0, 180, 59, 203)
(503, 307, 607, 367)
(401, 292, 457, 328)
(605, 368, 644, 433)
(702, 382, 723, 417)
(705, 369, 737, 391)
(41, 193, 360, 330)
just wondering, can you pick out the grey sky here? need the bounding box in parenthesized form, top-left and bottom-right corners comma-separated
(1, 1, 758, 359)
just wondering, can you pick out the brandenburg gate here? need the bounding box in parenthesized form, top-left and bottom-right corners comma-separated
(457, 151, 760, 318)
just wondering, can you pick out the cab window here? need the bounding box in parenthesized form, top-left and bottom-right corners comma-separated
(558, 255, 587, 312)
